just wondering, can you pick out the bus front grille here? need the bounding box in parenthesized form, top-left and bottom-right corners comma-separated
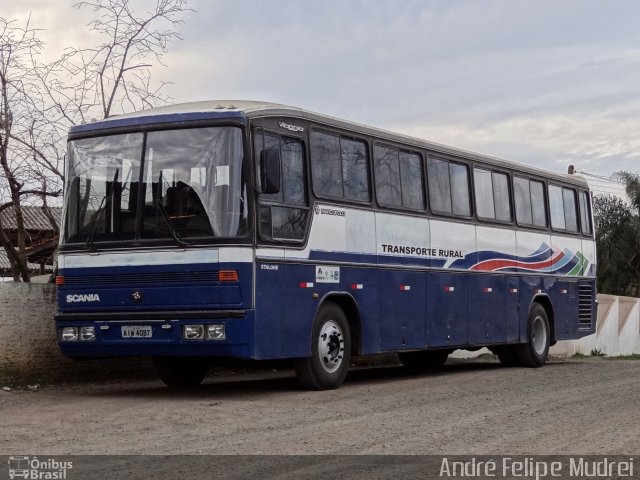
(63, 271, 221, 286)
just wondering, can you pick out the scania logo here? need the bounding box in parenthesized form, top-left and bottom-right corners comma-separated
(131, 290, 143, 303)
(66, 294, 100, 303)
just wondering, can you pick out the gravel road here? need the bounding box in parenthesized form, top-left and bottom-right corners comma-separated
(1, 356, 639, 455)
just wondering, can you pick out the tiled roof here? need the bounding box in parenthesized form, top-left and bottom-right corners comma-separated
(0, 249, 54, 273)
(0, 205, 62, 231)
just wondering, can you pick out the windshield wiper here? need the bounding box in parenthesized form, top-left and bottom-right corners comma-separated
(85, 168, 119, 251)
(155, 171, 190, 247)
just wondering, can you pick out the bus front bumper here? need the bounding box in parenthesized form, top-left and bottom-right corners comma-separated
(55, 309, 255, 358)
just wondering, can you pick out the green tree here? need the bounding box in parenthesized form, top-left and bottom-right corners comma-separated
(614, 171, 640, 213)
(593, 171, 640, 297)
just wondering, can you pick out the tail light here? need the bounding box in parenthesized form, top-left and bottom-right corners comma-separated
(218, 270, 239, 282)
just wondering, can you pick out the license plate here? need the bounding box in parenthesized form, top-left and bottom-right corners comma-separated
(121, 326, 153, 338)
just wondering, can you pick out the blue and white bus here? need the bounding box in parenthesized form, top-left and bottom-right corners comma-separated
(56, 101, 596, 389)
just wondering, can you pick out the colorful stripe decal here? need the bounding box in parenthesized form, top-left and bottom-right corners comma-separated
(470, 249, 565, 272)
(308, 243, 590, 277)
(455, 243, 589, 276)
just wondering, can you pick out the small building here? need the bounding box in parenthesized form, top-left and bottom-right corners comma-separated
(0, 205, 62, 279)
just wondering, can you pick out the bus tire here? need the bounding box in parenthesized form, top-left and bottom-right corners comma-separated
(399, 350, 449, 370)
(294, 302, 351, 390)
(492, 346, 521, 367)
(153, 356, 209, 388)
(516, 303, 550, 368)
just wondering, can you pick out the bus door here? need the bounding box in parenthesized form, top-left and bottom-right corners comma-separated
(254, 128, 311, 358)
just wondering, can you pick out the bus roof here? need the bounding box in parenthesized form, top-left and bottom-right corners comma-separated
(70, 100, 589, 188)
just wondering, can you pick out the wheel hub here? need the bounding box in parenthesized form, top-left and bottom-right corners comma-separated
(318, 320, 344, 374)
(532, 315, 547, 355)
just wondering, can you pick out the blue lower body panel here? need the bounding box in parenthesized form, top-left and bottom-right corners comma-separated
(254, 261, 597, 357)
(57, 263, 598, 361)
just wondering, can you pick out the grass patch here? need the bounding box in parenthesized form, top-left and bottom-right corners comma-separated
(604, 354, 640, 361)
(571, 352, 640, 361)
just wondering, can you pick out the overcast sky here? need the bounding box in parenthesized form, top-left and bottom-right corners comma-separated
(6, 0, 640, 194)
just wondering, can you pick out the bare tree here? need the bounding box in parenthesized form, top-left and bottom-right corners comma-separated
(45, 0, 190, 124)
(1, 0, 190, 281)
(0, 17, 63, 282)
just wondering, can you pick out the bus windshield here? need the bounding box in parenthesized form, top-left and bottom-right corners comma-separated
(63, 126, 248, 246)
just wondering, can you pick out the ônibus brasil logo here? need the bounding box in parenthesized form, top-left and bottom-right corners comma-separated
(8, 456, 73, 479)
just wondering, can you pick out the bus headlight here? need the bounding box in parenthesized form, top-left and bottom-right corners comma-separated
(80, 326, 96, 342)
(183, 325, 204, 340)
(207, 324, 226, 340)
(60, 327, 78, 342)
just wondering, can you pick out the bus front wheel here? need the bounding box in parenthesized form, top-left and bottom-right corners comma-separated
(517, 303, 550, 367)
(294, 302, 351, 390)
(153, 356, 210, 388)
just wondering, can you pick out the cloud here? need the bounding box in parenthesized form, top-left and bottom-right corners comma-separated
(398, 104, 640, 175)
(6, 0, 640, 177)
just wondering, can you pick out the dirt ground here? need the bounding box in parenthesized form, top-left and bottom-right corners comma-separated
(1, 356, 639, 455)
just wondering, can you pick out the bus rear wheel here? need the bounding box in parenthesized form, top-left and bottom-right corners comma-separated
(399, 350, 450, 370)
(294, 302, 351, 390)
(153, 356, 210, 388)
(492, 346, 521, 367)
(516, 303, 550, 368)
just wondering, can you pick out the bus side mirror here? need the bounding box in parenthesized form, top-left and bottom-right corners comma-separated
(260, 148, 281, 194)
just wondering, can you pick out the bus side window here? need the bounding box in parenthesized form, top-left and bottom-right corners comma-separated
(255, 130, 308, 242)
(428, 158, 452, 214)
(475, 168, 512, 222)
(514, 176, 547, 227)
(514, 176, 533, 225)
(450, 163, 471, 216)
(341, 138, 369, 202)
(530, 180, 547, 227)
(474, 168, 495, 219)
(427, 157, 470, 216)
(579, 191, 592, 235)
(399, 152, 425, 209)
(549, 184, 578, 233)
(374, 145, 424, 210)
(493, 172, 511, 221)
(548, 185, 565, 230)
(374, 145, 401, 206)
(311, 131, 342, 198)
(310, 131, 370, 202)
(281, 139, 305, 205)
(562, 188, 578, 232)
